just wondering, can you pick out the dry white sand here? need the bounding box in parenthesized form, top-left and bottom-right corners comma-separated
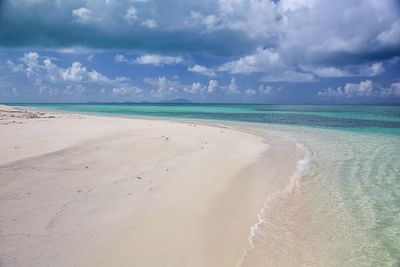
(0, 105, 302, 267)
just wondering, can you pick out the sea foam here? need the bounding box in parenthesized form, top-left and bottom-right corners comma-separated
(235, 142, 312, 267)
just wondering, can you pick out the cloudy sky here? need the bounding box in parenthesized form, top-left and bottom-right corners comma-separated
(0, 0, 399, 103)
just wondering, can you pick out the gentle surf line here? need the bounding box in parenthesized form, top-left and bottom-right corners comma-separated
(235, 142, 312, 267)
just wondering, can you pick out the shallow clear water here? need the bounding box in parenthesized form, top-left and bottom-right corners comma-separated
(11, 103, 400, 266)
(239, 125, 400, 266)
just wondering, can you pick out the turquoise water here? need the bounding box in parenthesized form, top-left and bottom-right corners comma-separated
(12, 103, 400, 135)
(11, 103, 400, 266)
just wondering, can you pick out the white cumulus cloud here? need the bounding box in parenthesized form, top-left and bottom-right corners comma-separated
(72, 7, 93, 23)
(135, 54, 184, 66)
(141, 19, 158, 29)
(124, 7, 138, 25)
(218, 48, 283, 74)
(318, 80, 400, 98)
(188, 64, 216, 77)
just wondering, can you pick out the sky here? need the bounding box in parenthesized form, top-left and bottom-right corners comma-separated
(0, 0, 399, 104)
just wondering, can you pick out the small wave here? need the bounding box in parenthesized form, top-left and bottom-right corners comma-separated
(235, 142, 312, 267)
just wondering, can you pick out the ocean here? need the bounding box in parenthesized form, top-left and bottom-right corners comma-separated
(13, 103, 400, 266)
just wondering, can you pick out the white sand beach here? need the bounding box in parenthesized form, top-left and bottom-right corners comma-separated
(0, 105, 303, 267)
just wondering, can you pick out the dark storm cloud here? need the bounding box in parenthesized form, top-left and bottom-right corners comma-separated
(1, 0, 399, 64)
(0, 0, 252, 55)
(0, 0, 399, 103)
